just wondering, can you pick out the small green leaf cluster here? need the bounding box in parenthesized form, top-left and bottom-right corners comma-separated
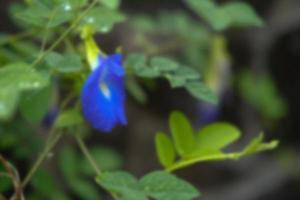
(155, 111, 279, 171)
(13, 0, 124, 33)
(96, 170, 200, 200)
(131, 11, 209, 41)
(185, 0, 263, 31)
(125, 53, 218, 104)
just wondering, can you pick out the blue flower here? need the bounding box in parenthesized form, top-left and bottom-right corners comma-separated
(81, 53, 127, 132)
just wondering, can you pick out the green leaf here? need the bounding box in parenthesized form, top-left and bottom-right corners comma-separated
(60, 0, 88, 9)
(169, 111, 195, 156)
(185, 0, 263, 31)
(238, 70, 287, 119)
(31, 169, 55, 195)
(185, 81, 218, 104)
(155, 132, 176, 168)
(45, 52, 83, 73)
(125, 53, 160, 78)
(135, 67, 161, 78)
(242, 133, 279, 156)
(165, 74, 186, 88)
(96, 171, 147, 200)
(140, 171, 200, 200)
(125, 77, 147, 103)
(101, 0, 121, 9)
(0, 175, 12, 193)
(197, 122, 240, 150)
(175, 66, 200, 81)
(59, 146, 79, 181)
(0, 62, 49, 90)
(222, 2, 263, 28)
(0, 86, 20, 120)
(50, 191, 71, 200)
(81, 147, 123, 174)
(15, 0, 74, 28)
(82, 6, 125, 33)
(54, 109, 83, 128)
(150, 57, 179, 72)
(0, 62, 49, 120)
(70, 180, 100, 200)
(19, 85, 52, 123)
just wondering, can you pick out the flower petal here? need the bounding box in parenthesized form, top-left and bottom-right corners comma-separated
(81, 54, 127, 132)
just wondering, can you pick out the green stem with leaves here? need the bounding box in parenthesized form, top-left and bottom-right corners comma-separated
(75, 134, 120, 200)
(31, 0, 99, 67)
(75, 135, 101, 175)
(21, 129, 63, 188)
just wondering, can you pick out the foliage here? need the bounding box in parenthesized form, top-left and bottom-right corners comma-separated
(237, 69, 287, 120)
(0, 0, 280, 199)
(185, 0, 263, 31)
(96, 170, 200, 200)
(155, 111, 278, 171)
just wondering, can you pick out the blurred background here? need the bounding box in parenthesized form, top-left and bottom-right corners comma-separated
(0, 0, 300, 199)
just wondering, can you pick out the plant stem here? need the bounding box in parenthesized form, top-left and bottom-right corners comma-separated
(75, 135, 120, 200)
(75, 135, 101, 175)
(31, 0, 99, 67)
(21, 130, 62, 188)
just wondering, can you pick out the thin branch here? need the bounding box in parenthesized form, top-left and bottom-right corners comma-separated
(75, 135, 120, 200)
(31, 0, 99, 67)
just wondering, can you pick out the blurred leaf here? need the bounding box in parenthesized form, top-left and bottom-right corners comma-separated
(238, 70, 287, 119)
(165, 74, 186, 88)
(125, 77, 147, 103)
(101, 0, 121, 9)
(82, 6, 125, 33)
(125, 53, 160, 78)
(0, 175, 12, 193)
(54, 109, 83, 128)
(70, 180, 100, 200)
(0, 62, 49, 120)
(15, 0, 74, 28)
(150, 57, 179, 72)
(175, 66, 200, 81)
(125, 54, 216, 104)
(9, 40, 40, 59)
(140, 171, 200, 200)
(81, 147, 123, 174)
(0, 86, 20, 120)
(222, 2, 263, 27)
(19, 84, 52, 123)
(96, 171, 147, 200)
(0, 62, 49, 90)
(31, 169, 55, 195)
(59, 145, 79, 181)
(169, 111, 195, 156)
(51, 191, 71, 200)
(131, 11, 209, 41)
(242, 133, 279, 156)
(185, 81, 218, 104)
(45, 52, 83, 73)
(196, 122, 240, 150)
(155, 132, 176, 168)
(0, 132, 18, 149)
(185, 0, 263, 31)
(60, 0, 88, 9)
